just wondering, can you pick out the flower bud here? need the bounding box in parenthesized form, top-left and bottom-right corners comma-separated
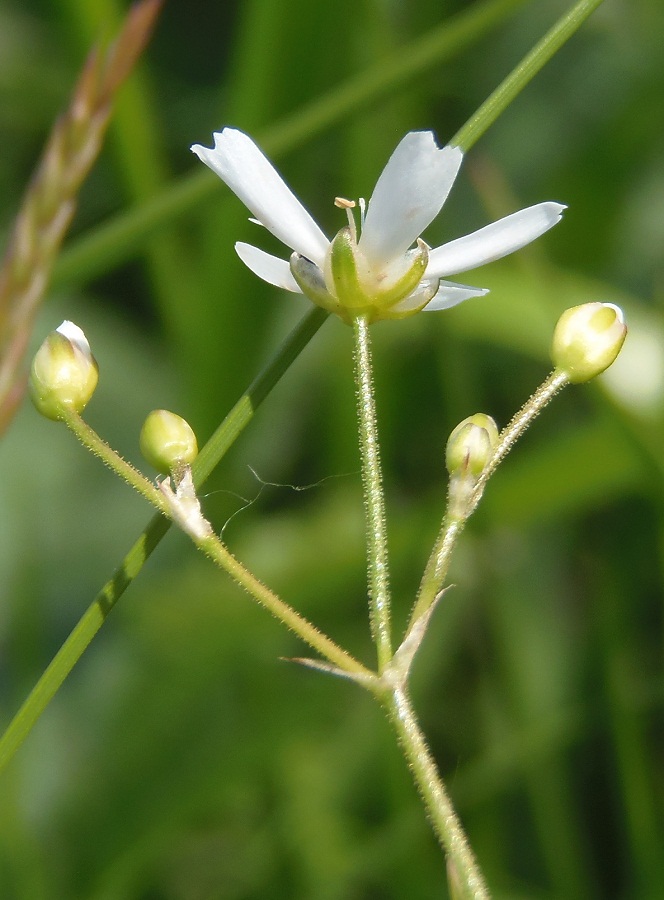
(140, 409, 198, 474)
(551, 302, 627, 383)
(30, 321, 98, 420)
(446, 413, 499, 479)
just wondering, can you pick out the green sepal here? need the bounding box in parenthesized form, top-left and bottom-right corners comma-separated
(384, 275, 440, 320)
(371, 239, 430, 311)
(329, 226, 370, 311)
(289, 253, 341, 316)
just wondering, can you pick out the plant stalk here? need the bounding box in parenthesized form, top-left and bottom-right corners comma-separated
(352, 316, 392, 670)
(384, 685, 489, 899)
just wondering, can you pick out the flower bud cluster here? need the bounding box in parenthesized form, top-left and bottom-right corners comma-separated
(30, 320, 209, 539)
(29, 298, 628, 542)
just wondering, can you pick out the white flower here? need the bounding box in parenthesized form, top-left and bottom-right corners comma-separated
(191, 128, 565, 323)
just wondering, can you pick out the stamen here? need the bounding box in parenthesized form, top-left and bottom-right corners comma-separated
(334, 196, 358, 242)
(358, 198, 366, 229)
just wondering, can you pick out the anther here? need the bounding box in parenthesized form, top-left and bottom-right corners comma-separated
(334, 197, 358, 242)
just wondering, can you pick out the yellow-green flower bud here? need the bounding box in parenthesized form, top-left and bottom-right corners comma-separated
(446, 413, 499, 479)
(30, 321, 98, 421)
(551, 302, 627, 383)
(140, 409, 198, 474)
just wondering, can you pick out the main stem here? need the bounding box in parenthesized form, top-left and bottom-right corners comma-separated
(352, 316, 392, 670)
(385, 686, 489, 899)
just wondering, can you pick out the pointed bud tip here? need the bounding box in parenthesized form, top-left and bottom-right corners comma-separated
(551, 302, 627, 383)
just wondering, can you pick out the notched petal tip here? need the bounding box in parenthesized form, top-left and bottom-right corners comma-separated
(191, 127, 329, 265)
(359, 131, 464, 266)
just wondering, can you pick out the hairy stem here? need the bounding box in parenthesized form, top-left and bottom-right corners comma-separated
(408, 514, 464, 634)
(62, 409, 168, 513)
(192, 531, 373, 681)
(404, 371, 568, 642)
(384, 686, 489, 898)
(64, 409, 373, 678)
(469, 370, 568, 511)
(352, 316, 392, 670)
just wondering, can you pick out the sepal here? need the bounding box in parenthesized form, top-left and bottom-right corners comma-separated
(289, 253, 340, 315)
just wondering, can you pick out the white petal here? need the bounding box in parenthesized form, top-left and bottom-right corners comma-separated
(56, 320, 91, 356)
(389, 279, 439, 314)
(426, 202, 566, 277)
(235, 242, 302, 293)
(359, 133, 463, 266)
(192, 129, 329, 266)
(423, 280, 489, 312)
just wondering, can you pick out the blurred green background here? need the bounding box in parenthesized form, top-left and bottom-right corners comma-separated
(1, 0, 663, 897)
